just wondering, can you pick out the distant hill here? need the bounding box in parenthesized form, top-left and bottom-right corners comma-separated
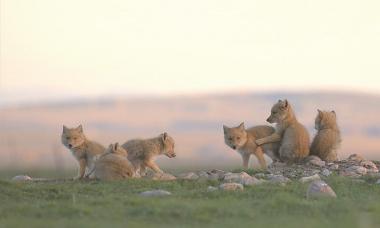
(0, 91, 379, 170)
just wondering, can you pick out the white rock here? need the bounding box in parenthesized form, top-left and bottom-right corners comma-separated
(151, 173, 177, 181)
(11, 175, 32, 182)
(223, 172, 263, 186)
(376, 179, 380, 185)
(307, 180, 337, 199)
(348, 154, 365, 162)
(139, 189, 172, 197)
(299, 174, 321, 183)
(309, 159, 326, 167)
(219, 183, 244, 191)
(177, 172, 199, 180)
(208, 169, 226, 180)
(360, 160, 379, 173)
(321, 169, 332, 177)
(207, 186, 218, 192)
(268, 175, 291, 184)
(345, 166, 367, 176)
(329, 164, 339, 170)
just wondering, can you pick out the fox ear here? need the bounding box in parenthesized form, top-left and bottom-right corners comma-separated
(317, 109, 322, 115)
(283, 99, 288, 108)
(331, 110, 336, 116)
(238, 122, 245, 130)
(113, 143, 119, 151)
(77, 124, 83, 133)
(162, 132, 168, 141)
(223, 125, 228, 134)
(63, 125, 69, 133)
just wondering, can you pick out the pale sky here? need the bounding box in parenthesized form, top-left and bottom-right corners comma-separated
(1, 0, 379, 104)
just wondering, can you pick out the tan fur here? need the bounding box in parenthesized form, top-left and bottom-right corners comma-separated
(61, 125, 105, 179)
(92, 143, 134, 180)
(122, 132, 175, 176)
(310, 110, 341, 162)
(256, 99, 310, 162)
(223, 122, 280, 169)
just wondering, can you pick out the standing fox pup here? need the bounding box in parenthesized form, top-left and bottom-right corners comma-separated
(310, 110, 341, 162)
(256, 99, 310, 162)
(91, 143, 134, 180)
(61, 125, 105, 179)
(122, 132, 176, 175)
(223, 122, 280, 169)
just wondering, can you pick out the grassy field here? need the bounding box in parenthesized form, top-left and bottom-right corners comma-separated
(0, 171, 380, 228)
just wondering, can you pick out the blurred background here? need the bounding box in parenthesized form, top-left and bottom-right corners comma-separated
(1, 0, 379, 174)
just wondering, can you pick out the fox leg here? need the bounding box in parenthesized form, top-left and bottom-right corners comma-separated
(140, 164, 147, 176)
(256, 133, 281, 146)
(241, 153, 250, 169)
(145, 160, 164, 174)
(254, 147, 267, 170)
(75, 159, 86, 180)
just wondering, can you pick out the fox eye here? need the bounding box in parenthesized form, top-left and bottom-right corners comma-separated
(66, 137, 70, 140)
(73, 137, 77, 140)
(237, 137, 241, 140)
(272, 111, 276, 114)
(228, 137, 233, 141)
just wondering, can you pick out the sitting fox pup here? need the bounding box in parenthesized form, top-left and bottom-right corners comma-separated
(310, 110, 341, 162)
(91, 143, 134, 180)
(61, 125, 105, 179)
(256, 99, 310, 162)
(122, 132, 176, 176)
(223, 122, 280, 169)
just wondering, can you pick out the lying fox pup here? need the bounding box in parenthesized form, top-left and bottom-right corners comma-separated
(90, 143, 134, 180)
(310, 110, 341, 162)
(61, 125, 105, 179)
(122, 132, 176, 176)
(223, 122, 280, 169)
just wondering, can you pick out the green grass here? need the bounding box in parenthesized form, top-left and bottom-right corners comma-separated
(0, 173, 380, 228)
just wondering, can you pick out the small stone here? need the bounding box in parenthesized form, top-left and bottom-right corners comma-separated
(348, 154, 365, 162)
(11, 175, 32, 182)
(219, 183, 244, 191)
(151, 173, 177, 181)
(307, 180, 337, 199)
(267, 175, 291, 184)
(255, 173, 266, 179)
(299, 174, 321, 183)
(177, 172, 199, 180)
(346, 166, 367, 176)
(360, 160, 379, 173)
(321, 169, 332, 177)
(308, 159, 326, 167)
(139, 189, 172, 197)
(375, 179, 380, 184)
(207, 186, 218, 192)
(329, 164, 339, 170)
(208, 169, 226, 180)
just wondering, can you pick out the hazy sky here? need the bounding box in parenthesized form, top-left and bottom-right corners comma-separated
(1, 0, 379, 104)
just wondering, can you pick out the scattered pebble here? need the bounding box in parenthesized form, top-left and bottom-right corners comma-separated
(345, 166, 367, 176)
(207, 186, 218, 192)
(348, 154, 364, 162)
(219, 183, 244, 191)
(299, 174, 321, 183)
(177, 172, 199, 180)
(139, 189, 172, 197)
(267, 174, 290, 184)
(11, 175, 32, 182)
(376, 179, 380, 185)
(307, 180, 337, 199)
(321, 169, 332, 177)
(360, 160, 379, 173)
(151, 173, 177, 181)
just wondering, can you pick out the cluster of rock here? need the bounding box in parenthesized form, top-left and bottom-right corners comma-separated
(10, 154, 380, 199)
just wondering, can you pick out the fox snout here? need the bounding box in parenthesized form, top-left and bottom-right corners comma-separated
(232, 145, 237, 150)
(266, 116, 274, 123)
(166, 152, 176, 158)
(68, 144, 73, 148)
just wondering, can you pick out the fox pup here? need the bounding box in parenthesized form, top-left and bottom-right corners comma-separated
(61, 125, 105, 179)
(310, 110, 341, 162)
(223, 122, 280, 169)
(256, 99, 310, 162)
(91, 143, 134, 180)
(122, 132, 176, 176)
